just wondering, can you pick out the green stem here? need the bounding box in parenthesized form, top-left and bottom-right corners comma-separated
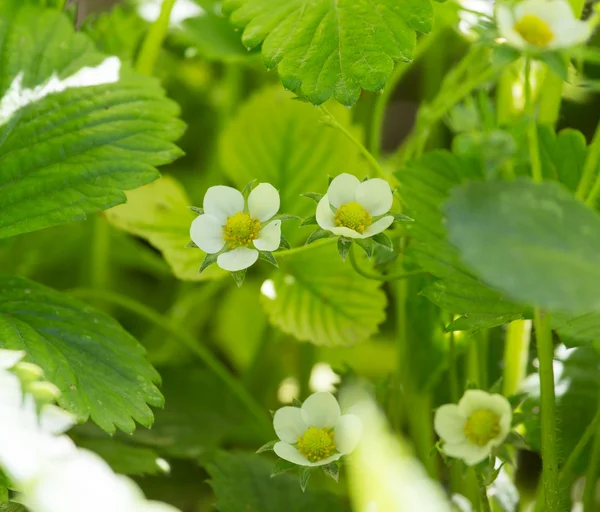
(135, 0, 177, 76)
(448, 329, 459, 403)
(534, 308, 561, 511)
(503, 320, 532, 397)
(579, 121, 600, 205)
(525, 58, 543, 183)
(584, 393, 600, 512)
(276, 237, 336, 259)
(67, 288, 272, 437)
(348, 244, 425, 281)
(319, 105, 387, 180)
(477, 472, 492, 512)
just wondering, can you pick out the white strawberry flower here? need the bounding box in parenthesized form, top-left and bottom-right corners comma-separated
(273, 392, 363, 467)
(316, 174, 394, 239)
(434, 390, 512, 466)
(496, 0, 593, 51)
(190, 183, 281, 272)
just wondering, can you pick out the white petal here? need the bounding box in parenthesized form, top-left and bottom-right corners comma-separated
(253, 220, 281, 251)
(217, 247, 259, 272)
(203, 186, 244, 223)
(248, 183, 280, 222)
(308, 452, 343, 467)
(496, 5, 527, 50)
(190, 214, 225, 254)
(486, 395, 513, 446)
(301, 392, 341, 428)
(329, 226, 363, 239)
(0, 372, 23, 408)
(549, 19, 592, 48)
(362, 216, 394, 238)
(327, 174, 360, 208)
(273, 441, 311, 466)
(273, 406, 307, 443)
(355, 179, 393, 216)
(457, 390, 496, 417)
(442, 441, 491, 466)
(334, 414, 363, 454)
(316, 195, 336, 230)
(40, 405, 76, 435)
(0, 350, 24, 369)
(434, 404, 467, 445)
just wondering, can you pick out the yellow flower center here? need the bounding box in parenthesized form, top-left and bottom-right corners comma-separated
(297, 426, 336, 462)
(222, 212, 261, 249)
(464, 410, 501, 446)
(514, 15, 554, 47)
(334, 202, 372, 233)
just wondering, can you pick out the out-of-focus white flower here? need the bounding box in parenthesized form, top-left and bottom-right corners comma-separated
(434, 390, 512, 466)
(190, 184, 281, 272)
(272, 392, 362, 467)
(20, 449, 180, 512)
(458, 0, 495, 39)
(316, 174, 394, 239)
(496, 0, 592, 51)
(137, 0, 204, 26)
(345, 389, 452, 512)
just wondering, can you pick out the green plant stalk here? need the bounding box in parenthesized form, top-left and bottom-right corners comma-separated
(477, 472, 492, 512)
(67, 288, 272, 438)
(525, 58, 543, 183)
(503, 320, 532, 397)
(348, 244, 425, 281)
(534, 308, 561, 511)
(408, 391, 439, 479)
(583, 392, 600, 511)
(276, 237, 336, 259)
(576, 121, 600, 201)
(135, 0, 177, 76)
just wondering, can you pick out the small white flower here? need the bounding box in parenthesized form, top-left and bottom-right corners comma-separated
(434, 390, 512, 466)
(316, 174, 394, 239)
(496, 0, 592, 51)
(272, 392, 363, 467)
(190, 183, 282, 272)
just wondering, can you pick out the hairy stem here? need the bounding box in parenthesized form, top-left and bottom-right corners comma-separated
(477, 472, 492, 512)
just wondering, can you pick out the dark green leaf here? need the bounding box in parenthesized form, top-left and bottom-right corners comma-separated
(445, 180, 600, 315)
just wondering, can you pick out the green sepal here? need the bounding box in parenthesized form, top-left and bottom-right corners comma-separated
(371, 232, 393, 252)
(300, 215, 318, 227)
(354, 238, 375, 259)
(302, 192, 324, 203)
(279, 235, 291, 250)
(271, 213, 301, 223)
(299, 466, 314, 492)
(321, 462, 340, 482)
(337, 237, 352, 262)
(482, 462, 505, 486)
(188, 206, 204, 215)
(230, 269, 247, 288)
(256, 440, 277, 454)
(390, 212, 414, 222)
(327, 175, 334, 185)
(306, 229, 331, 245)
(242, 179, 258, 198)
(199, 253, 218, 273)
(271, 459, 296, 478)
(187, 240, 199, 249)
(492, 45, 520, 67)
(292, 397, 303, 407)
(259, 251, 279, 268)
(537, 51, 568, 81)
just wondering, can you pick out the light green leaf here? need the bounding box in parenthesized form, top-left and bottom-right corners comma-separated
(219, 86, 365, 229)
(261, 243, 386, 346)
(222, 0, 433, 105)
(538, 128, 588, 192)
(105, 176, 224, 281)
(204, 451, 349, 511)
(0, 276, 163, 434)
(0, 3, 184, 240)
(398, 151, 525, 330)
(445, 180, 600, 315)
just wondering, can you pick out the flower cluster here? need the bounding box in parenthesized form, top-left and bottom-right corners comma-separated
(0, 349, 179, 512)
(434, 390, 513, 466)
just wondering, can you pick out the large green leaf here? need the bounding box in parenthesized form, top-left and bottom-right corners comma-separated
(220, 86, 365, 225)
(204, 451, 350, 512)
(105, 176, 224, 281)
(0, 2, 184, 240)
(222, 0, 433, 106)
(0, 276, 163, 434)
(398, 151, 525, 330)
(445, 181, 600, 315)
(261, 243, 386, 346)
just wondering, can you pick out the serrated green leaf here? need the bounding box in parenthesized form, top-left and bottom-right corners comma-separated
(0, 4, 184, 240)
(204, 451, 349, 511)
(261, 243, 386, 346)
(0, 276, 163, 434)
(106, 176, 224, 281)
(398, 151, 525, 329)
(445, 180, 600, 315)
(223, 0, 433, 105)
